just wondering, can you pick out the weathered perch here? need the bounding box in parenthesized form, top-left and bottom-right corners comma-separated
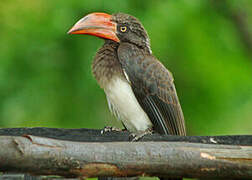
(0, 128, 251, 179)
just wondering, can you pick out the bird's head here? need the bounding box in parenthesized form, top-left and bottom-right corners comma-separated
(68, 12, 151, 52)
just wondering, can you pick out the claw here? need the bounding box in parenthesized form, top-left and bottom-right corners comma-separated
(101, 126, 122, 134)
(130, 128, 153, 141)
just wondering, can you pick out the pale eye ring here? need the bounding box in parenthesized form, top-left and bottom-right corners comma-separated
(120, 26, 127, 32)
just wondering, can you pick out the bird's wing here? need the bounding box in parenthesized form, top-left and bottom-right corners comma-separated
(118, 43, 186, 135)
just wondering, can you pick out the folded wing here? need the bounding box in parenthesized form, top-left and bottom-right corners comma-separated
(118, 43, 186, 135)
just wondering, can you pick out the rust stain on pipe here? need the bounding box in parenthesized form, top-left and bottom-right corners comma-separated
(71, 163, 143, 177)
(217, 157, 252, 163)
(200, 167, 217, 172)
(200, 153, 216, 160)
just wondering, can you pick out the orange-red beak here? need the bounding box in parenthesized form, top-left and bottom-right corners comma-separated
(68, 12, 119, 42)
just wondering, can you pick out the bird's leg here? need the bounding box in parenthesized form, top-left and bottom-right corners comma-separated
(130, 128, 154, 142)
(101, 126, 125, 134)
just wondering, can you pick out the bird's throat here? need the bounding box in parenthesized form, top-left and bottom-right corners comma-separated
(92, 41, 123, 89)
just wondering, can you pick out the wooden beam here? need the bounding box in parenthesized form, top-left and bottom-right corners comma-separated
(0, 128, 251, 179)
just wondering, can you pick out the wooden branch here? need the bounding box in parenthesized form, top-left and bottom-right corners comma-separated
(0, 128, 251, 179)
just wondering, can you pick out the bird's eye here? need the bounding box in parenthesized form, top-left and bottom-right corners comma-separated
(120, 26, 127, 33)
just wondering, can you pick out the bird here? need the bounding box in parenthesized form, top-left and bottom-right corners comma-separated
(68, 12, 186, 179)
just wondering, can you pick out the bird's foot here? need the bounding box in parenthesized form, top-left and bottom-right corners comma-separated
(130, 128, 153, 142)
(101, 126, 123, 134)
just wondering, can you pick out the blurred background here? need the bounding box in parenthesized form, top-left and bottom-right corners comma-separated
(0, 0, 251, 137)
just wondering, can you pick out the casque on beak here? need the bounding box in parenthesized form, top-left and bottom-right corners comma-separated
(68, 12, 120, 42)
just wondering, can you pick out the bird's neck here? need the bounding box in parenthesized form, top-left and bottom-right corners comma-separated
(92, 40, 124, 88)
(92, 40, 151, 88)
(141, 38, 152, 54)
(127, 38, 152, 54)
(139, 42, 152, 54)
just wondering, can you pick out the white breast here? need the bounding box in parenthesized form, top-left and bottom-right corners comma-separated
(104, 77, 152, 132)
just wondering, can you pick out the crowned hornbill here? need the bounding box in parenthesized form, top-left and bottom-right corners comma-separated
(68, 12, 186, 179)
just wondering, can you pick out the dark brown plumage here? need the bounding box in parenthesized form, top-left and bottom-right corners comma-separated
(69, 11, 186, 180)
(117, 42, 186, 135)
(69, 12, 186, 136)
(92, 40, 123, 88)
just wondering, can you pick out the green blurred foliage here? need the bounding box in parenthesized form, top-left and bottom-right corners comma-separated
(0, 0, 251, 135)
